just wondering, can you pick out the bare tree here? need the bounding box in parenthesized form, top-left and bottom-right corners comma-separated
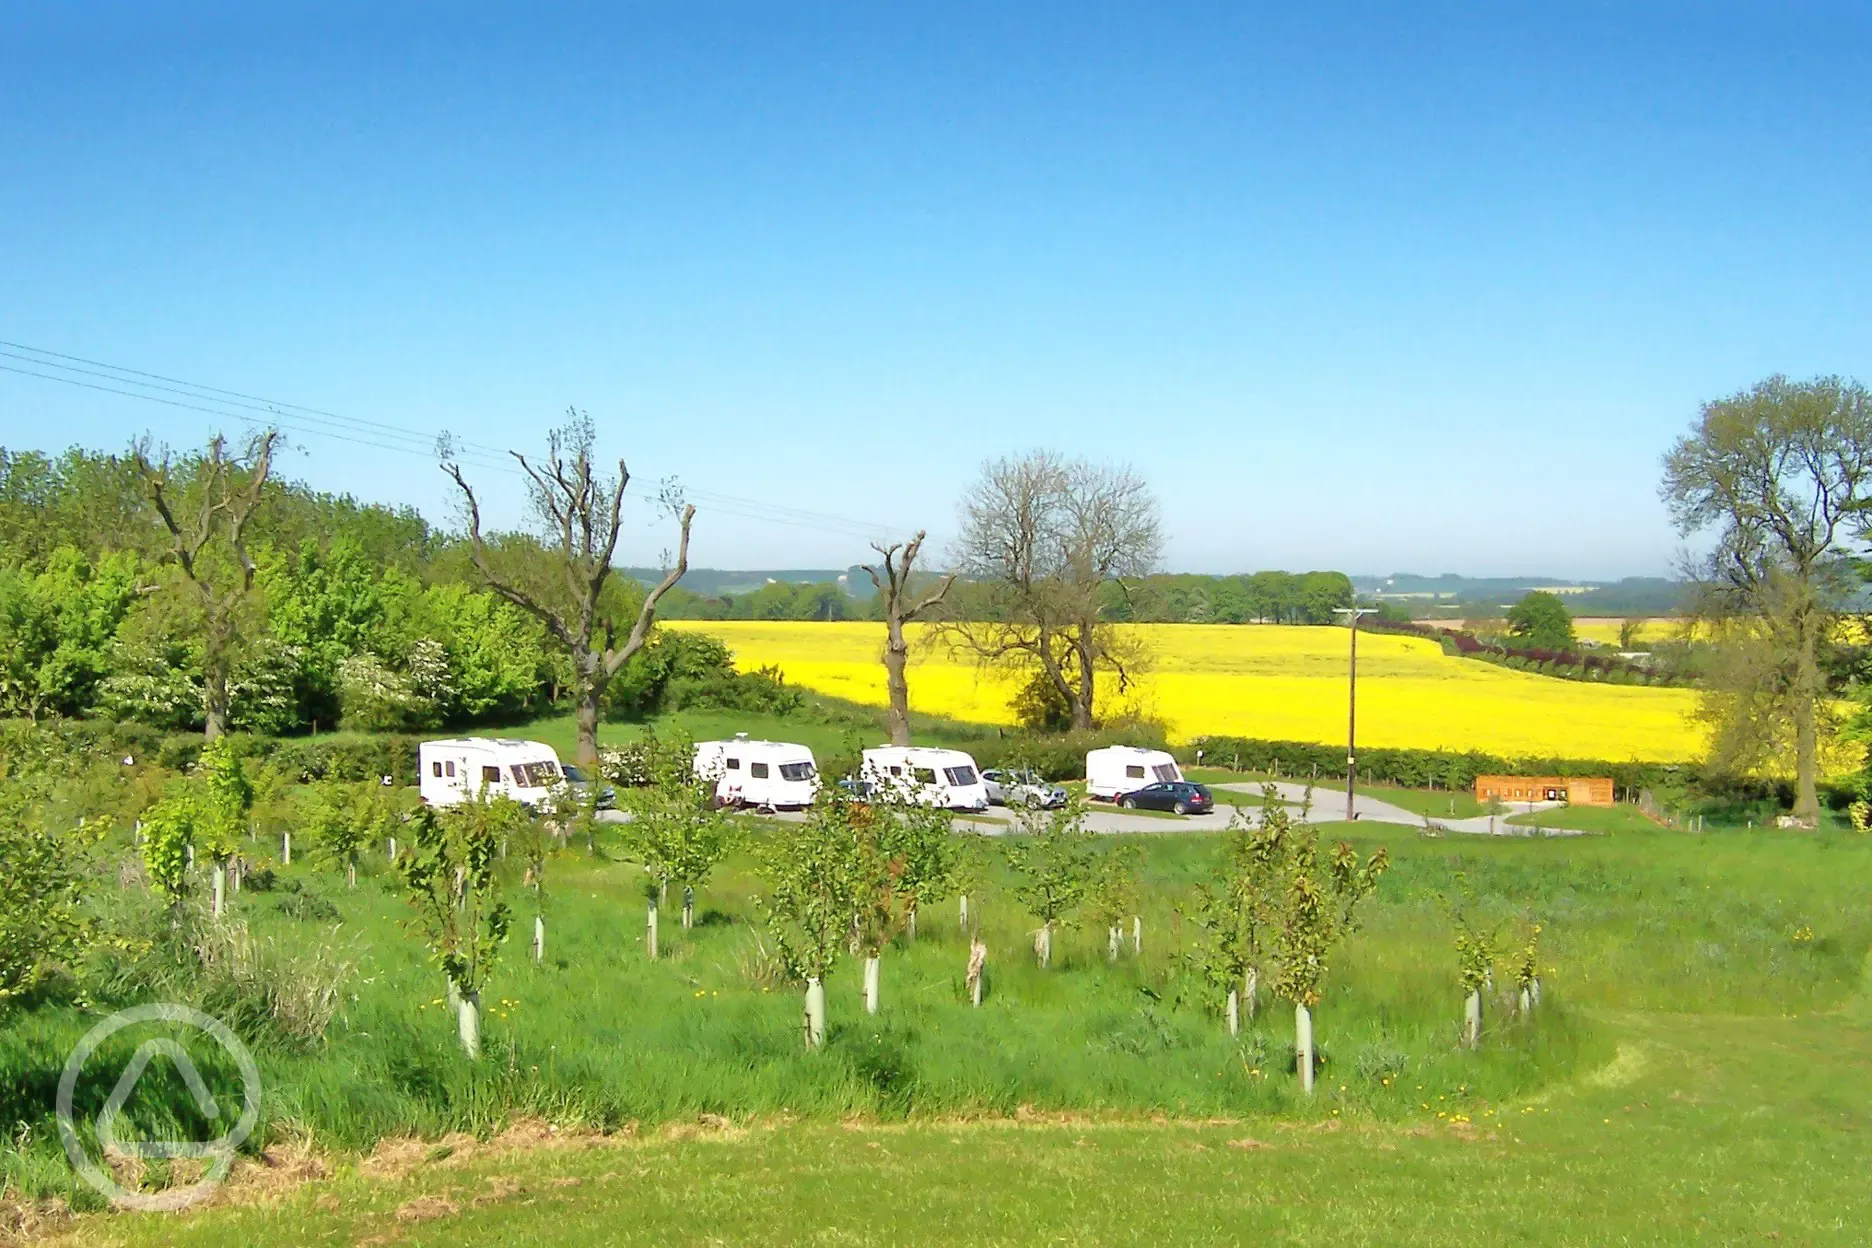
(1662, 375, 1872, 823)
(134, 430, 279, 740)
(442, 411, 695, 767)
(947, 451, 1161, 731)
(862, 531, 956, 746)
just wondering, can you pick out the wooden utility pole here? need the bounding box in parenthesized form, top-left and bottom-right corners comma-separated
(1332, 606, 1376, 821)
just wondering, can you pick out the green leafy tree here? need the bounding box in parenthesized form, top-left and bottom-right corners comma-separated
(621, 728, 733, 952)
(1262, 805, 1388, 1092)
(1185, 792, 1286, 1033)
(305, 781, 369, 888)
(1511, 919, 1544, 1014)
(1663, 375, 1872, 823)
(0, 779, 103, 1010)
(197, 738, 252, 917)
(847, 805, 904, 1015)
(394, 800, 516, 1058)
(139, 789, 200, 917)
(1451, 900, 1500, 1050)
(880, 798, 962, 942)
(1085, 843, 1140, 962)
(1004, 798, 1101, 967)
(759, 790, 871, 1047)
(1506, 591, 1577, 652)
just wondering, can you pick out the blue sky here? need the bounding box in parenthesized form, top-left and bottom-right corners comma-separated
(2, 2, 1868, 577)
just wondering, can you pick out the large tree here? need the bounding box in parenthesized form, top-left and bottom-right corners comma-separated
(133, 430, 279, 740)
(1506, 590, 1576, 652)
(947, 451, 1162, 731)
(1661, 375, 1872, 823)
(443, 411, 695, 767)
(861, 530, 955, 746)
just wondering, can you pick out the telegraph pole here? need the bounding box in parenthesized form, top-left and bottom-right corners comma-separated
(1332, 605, 1376, 821)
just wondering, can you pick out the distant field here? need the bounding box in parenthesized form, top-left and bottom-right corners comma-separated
(666, 621, 1704, 761)
(1570, 617, 1682, 646)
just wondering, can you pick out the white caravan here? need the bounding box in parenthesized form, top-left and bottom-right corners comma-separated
(693, 736, 820, 810)
(419, 737, 566, 808)
(860, 746, 990, 811)
(1085, 746, 1184, 802)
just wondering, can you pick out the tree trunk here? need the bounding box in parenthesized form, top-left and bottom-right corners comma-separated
(1463, 990, 1482, 1049)
(1794, 615, 1821, 822)
(211, 863, 226, 918)
(281, 830, 291, 866)
(682, 885, 695, 930)
(388, 836, 397, 861)
(1132, 915, 1142, 955)
(967, 939, 986, 1007)
(1518, 986, 1532, 1016)
(1034, 922, 1052, 968)
(1226, 988, 1240, 1036)
(1107, 925, 1120, 961)
(646, 897, 659, 959)
(1244, 967, 1259, 1020)
(533, 914, 545, 963)
(906, 904, 917, 943)
(959, 894, 969, 932)
(1295, 1003, 1315, 1093)
(803, 976, 826, 1048)
(347, 859, 357, 889)
(863, 955, 881, 1014)
(882, 624, 913, 747)
(1530, 976, 1542, 1009)
(1071, 636, 1096, 732)
(202, 661, 231, 742)
(575, 676, 603, 770)
(457, 991, 481, 1059)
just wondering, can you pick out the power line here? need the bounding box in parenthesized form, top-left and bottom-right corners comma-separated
(0, 340, 907, 543)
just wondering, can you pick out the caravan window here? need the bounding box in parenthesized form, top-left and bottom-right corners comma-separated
(750, 762, 770, 779)
(481, 766, 500, 785)
(512, 762, 559, 788)
(888, 765, 903, 776)
(913, 767, 938, 786)
(779, 762, 815, 781)
(725, 757, 740, 770)
(431, 761, 443, 778)
(1125, 764, 1145, 779)
(445, 761, 456, 777)
(1151, 764, 1179, 782)
(943, 766, 978, 787)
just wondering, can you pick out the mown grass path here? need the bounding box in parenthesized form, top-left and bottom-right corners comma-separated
(52, 1005, 1872, 1245)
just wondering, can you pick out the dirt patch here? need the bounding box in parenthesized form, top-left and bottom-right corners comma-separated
(394, 1194, 460, 1224)
(1225, 1137, 1272, 1151)
(229, 1141, 333, 1197)
(0, 1197, 72, 1246)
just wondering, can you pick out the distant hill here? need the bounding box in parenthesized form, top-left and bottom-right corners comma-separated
(621, 566, 875, 598)
(1352, 574, 1685, 617)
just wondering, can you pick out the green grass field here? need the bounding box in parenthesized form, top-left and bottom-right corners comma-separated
(12, 803, 1872, 1244)
(48, 1006, 1872, 1246)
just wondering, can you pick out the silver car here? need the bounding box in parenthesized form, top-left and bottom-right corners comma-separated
(981, 768, 1068, 809)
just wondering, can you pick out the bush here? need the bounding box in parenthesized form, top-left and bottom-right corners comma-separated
(1184, 735, 1685, 794)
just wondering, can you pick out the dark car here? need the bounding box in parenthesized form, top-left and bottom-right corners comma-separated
(1117, 781, 1214, 815)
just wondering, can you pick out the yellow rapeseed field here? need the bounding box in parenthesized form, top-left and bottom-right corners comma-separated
(666, 620, 1705, 761)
